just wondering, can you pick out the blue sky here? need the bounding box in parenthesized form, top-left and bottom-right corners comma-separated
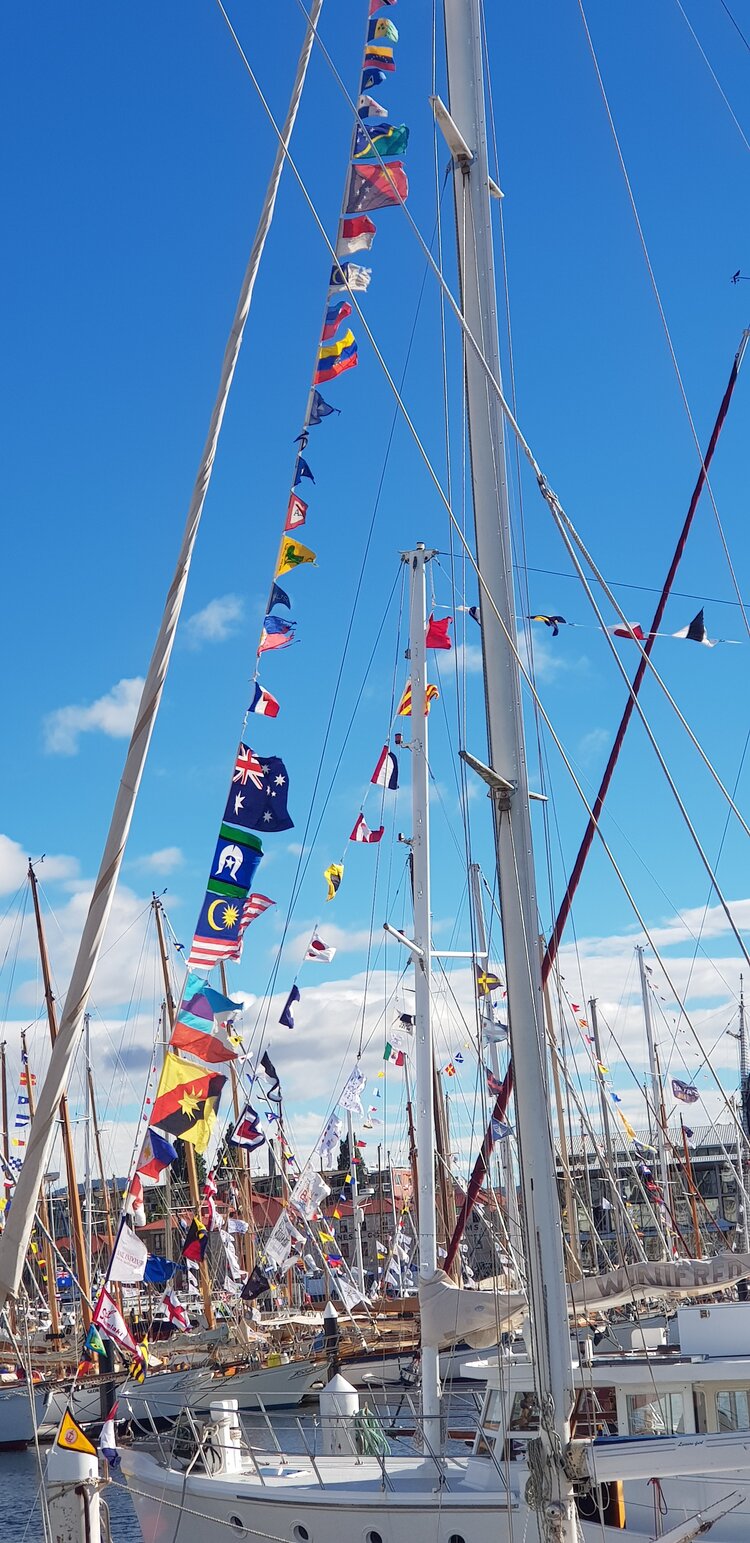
(2, 0, 750, 1193)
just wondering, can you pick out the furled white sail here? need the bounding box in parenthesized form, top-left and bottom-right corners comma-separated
(569, 1252, 750, 1314)
(418, 1269, 526, 1350)
(0, 0, 324, 1312)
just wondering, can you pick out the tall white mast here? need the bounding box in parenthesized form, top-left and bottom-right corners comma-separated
(636, 944, 672, 1258)
(439, 2, 577, 1532)
(0, 0, 324, 1312)
(405, 543, 441, 1458)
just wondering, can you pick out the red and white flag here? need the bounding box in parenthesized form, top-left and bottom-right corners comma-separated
(227, 893, 275, 962)
(93, 1287, 138, 1354)
(163, 1290, 191, 1332)
(306, 932, 337, 963)
(350, 814, 384, 844)
(284, 494, 307, 531)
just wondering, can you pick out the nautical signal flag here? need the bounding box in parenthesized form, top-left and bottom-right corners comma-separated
(249, 682, 280, 718)
(354, 121, 409, 160)
(371, 744, 398, 789)
(476, 964, 503, 997)
(315, 331, 358, 385)
(150, 1052, 226, 1154)
(613, 621, 646, 641)
(136, 1128, 178, 1182)
(324, 862, 344, 901)
(362, 43, 396, 72)
(308, 389, 340, 426)
(330, 260, 372, 292)
(227, 893, 276, 961)
(426, 614, 452, 650)
(294, 456, 315, 487)
(260, 1050, 282, 1102)
(280, 984, 301, 1028)
(350, 814, 384, 843)
(397, 681, 439, 716)
(306, 932, 337, 962)
(285, 493, 307, 531)
(529, 614, 566, 637)
(367, 16, 398, 42)
(93, 1286, 138, 1353)
(56, 1406, 97, 1457)
(322, 299, 352, 339)
(276, 538, 316, 577)
(673, 607, 715, 646)
(230, 1102, 266, 1151)
(368, 0, 396, 13)
(259, 615, 297, 653)
(224, 747, 293, 834)
(346, 162, 408, 215)
(337, 215, 377, 256)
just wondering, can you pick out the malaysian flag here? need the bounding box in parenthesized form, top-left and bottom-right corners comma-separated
(227, 893, 275, 962)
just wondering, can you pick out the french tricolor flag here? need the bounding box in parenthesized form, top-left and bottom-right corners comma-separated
(249, 681, 280, 718)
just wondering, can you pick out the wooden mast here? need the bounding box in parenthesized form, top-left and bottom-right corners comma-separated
(219, 963, 255, 1277)
(152, 896, 214, 1328)
(28, 862, 91, 1331)
(22, 1032, 60, 1336)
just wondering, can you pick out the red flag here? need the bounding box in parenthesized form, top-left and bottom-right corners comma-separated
(426, 614, 452, 650)
(613, 621, 646, 641)
(285, 494, 307, 532)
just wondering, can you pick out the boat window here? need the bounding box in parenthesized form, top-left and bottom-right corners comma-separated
(716, 1389, 750, 1431)
(508, 1392, 540, 1433)
(693, 1390, 707, 1433)
(293, 1528, 310, 1543)
(365, 1532, 383, 1543)
(572, 1387, 618, 1437)
(625, 1393, 684, 1436)
(482, 1388, 503, 1431)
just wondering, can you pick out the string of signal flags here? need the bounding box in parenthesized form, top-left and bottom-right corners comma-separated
(117, 0, 417, 1228)
(526, 605, 740, 648)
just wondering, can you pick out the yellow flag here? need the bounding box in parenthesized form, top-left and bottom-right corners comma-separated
(618, 1109, 637, 1143)
(396, 681, 439, 716)
(56, 1405, 97, 1457)
(324, 862, 343, 901)
(275, 538, 317, 578)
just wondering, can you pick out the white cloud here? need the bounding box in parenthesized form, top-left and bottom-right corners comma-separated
(577, 727, 610, 762)
(183, 594, 244, 648)
(453, 642, 484, 676)
(0, 835, 78, 895)
(44, 676, 144, 755)
(130, 846, 184, 874)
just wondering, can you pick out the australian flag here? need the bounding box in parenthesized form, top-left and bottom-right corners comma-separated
(224, 745, 294, 833)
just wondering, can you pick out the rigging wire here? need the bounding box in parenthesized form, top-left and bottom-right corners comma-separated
(717, 0, 750, 53)
(575, 0, 750, 641)
(672, 0, 750, 150)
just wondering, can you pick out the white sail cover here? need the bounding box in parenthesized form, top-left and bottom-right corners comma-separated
(419, 1269, 526, 1350)
(569, 1252, 750, 1314)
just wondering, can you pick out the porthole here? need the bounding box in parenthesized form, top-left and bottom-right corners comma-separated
(366, 1532, 383, 1543)
(448, 1535, 466, 1543)
(293, 1528, 310, 1543)
(229, 1519, 247, 1536)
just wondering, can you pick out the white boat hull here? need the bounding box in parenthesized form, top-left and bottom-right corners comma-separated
(0, 1382, 48, 1449)
(120, 1446, 640, 1543)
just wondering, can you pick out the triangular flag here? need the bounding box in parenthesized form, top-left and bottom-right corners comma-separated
(56, 1405, 97, 1457)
